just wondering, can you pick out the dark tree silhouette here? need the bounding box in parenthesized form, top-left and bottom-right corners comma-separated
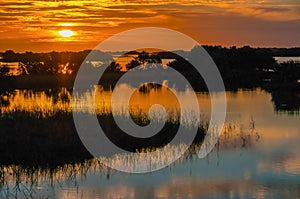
(126, 51, 162, 71)
(1, 46, 299, 92)
(1, 50, 19, 62)
(0, 65, 10, 77)
(267, 61, 300, 91)
(106, 61, 122, 72)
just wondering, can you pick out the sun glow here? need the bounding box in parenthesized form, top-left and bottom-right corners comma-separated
(61, 23, 72, 27)
(58, 30, 74, 38)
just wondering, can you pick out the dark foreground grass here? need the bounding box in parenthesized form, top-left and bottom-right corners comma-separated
(0, 110, 207, 198)
(0, 110, 259, 199)
(0, 111, 206, 168)
(0, 111, 92, 168)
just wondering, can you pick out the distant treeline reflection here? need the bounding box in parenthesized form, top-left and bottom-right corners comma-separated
(1, 45, 299, 112)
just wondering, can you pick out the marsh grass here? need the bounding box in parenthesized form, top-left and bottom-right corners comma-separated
(0, 108, 261, 199)
(0, 119, 259, 199)
(0, 159, 107, 199)
(0, 91, 260, 198)
(0, 109, 207, 166)
(0, 110, 92, 168)
(0, 109, 207, 198)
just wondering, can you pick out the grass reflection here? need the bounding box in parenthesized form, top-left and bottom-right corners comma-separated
(0, 120, 259, 198)
(0, 86, 263, 198)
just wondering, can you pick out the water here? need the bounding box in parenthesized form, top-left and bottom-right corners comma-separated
(274, 57, 300, 63)
(0, 87, 300, 198)
(0, 62, 20, 76)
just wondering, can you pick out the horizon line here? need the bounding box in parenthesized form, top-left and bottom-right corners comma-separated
(1, 45, 300, 54)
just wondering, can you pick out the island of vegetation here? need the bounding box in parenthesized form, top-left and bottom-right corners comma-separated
(0, 46, 299, 92)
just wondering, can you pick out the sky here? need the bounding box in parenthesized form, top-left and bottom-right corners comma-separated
(0, 0, 300, 52)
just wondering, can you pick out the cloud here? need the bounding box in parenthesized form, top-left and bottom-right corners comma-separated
(0, 0, 299, 51)
(255, 6, 291, 13)
(0, 17, 19, 21)
(0, 12, 31, 17)
(0, 2, 33, 6)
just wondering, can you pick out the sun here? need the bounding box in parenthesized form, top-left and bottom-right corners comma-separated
(58, 30, 74, 38)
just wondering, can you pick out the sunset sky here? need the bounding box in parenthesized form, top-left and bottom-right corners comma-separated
(0, 0, 300, 52)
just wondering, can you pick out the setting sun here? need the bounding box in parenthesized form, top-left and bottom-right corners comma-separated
(58, 30, 74, 38)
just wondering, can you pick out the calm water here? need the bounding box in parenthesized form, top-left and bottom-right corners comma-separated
(0, 87, 300, 198)
(274, 57, 300, 63)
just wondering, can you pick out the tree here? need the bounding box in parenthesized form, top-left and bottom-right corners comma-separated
(125, 51, 162, 71)
(2, 50, 18, 62)
(0, 65, 10, 77)
(126, 60, 140, 71)
(106, 61, 122, 72)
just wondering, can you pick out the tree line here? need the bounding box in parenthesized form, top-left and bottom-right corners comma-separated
(0, 46, 299, 91)
(0, 50, 112, 75)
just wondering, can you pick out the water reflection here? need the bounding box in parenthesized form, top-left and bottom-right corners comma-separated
(0, 121, 260, 199)
(0, 88, 72, 117)
(0, 87, 300, 198)
(1, 84, 210, 119)
(1, 86, 299, 117)
(271, 91, 300, 115)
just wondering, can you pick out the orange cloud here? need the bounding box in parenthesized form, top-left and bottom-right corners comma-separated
(0, 0, 299, 51)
